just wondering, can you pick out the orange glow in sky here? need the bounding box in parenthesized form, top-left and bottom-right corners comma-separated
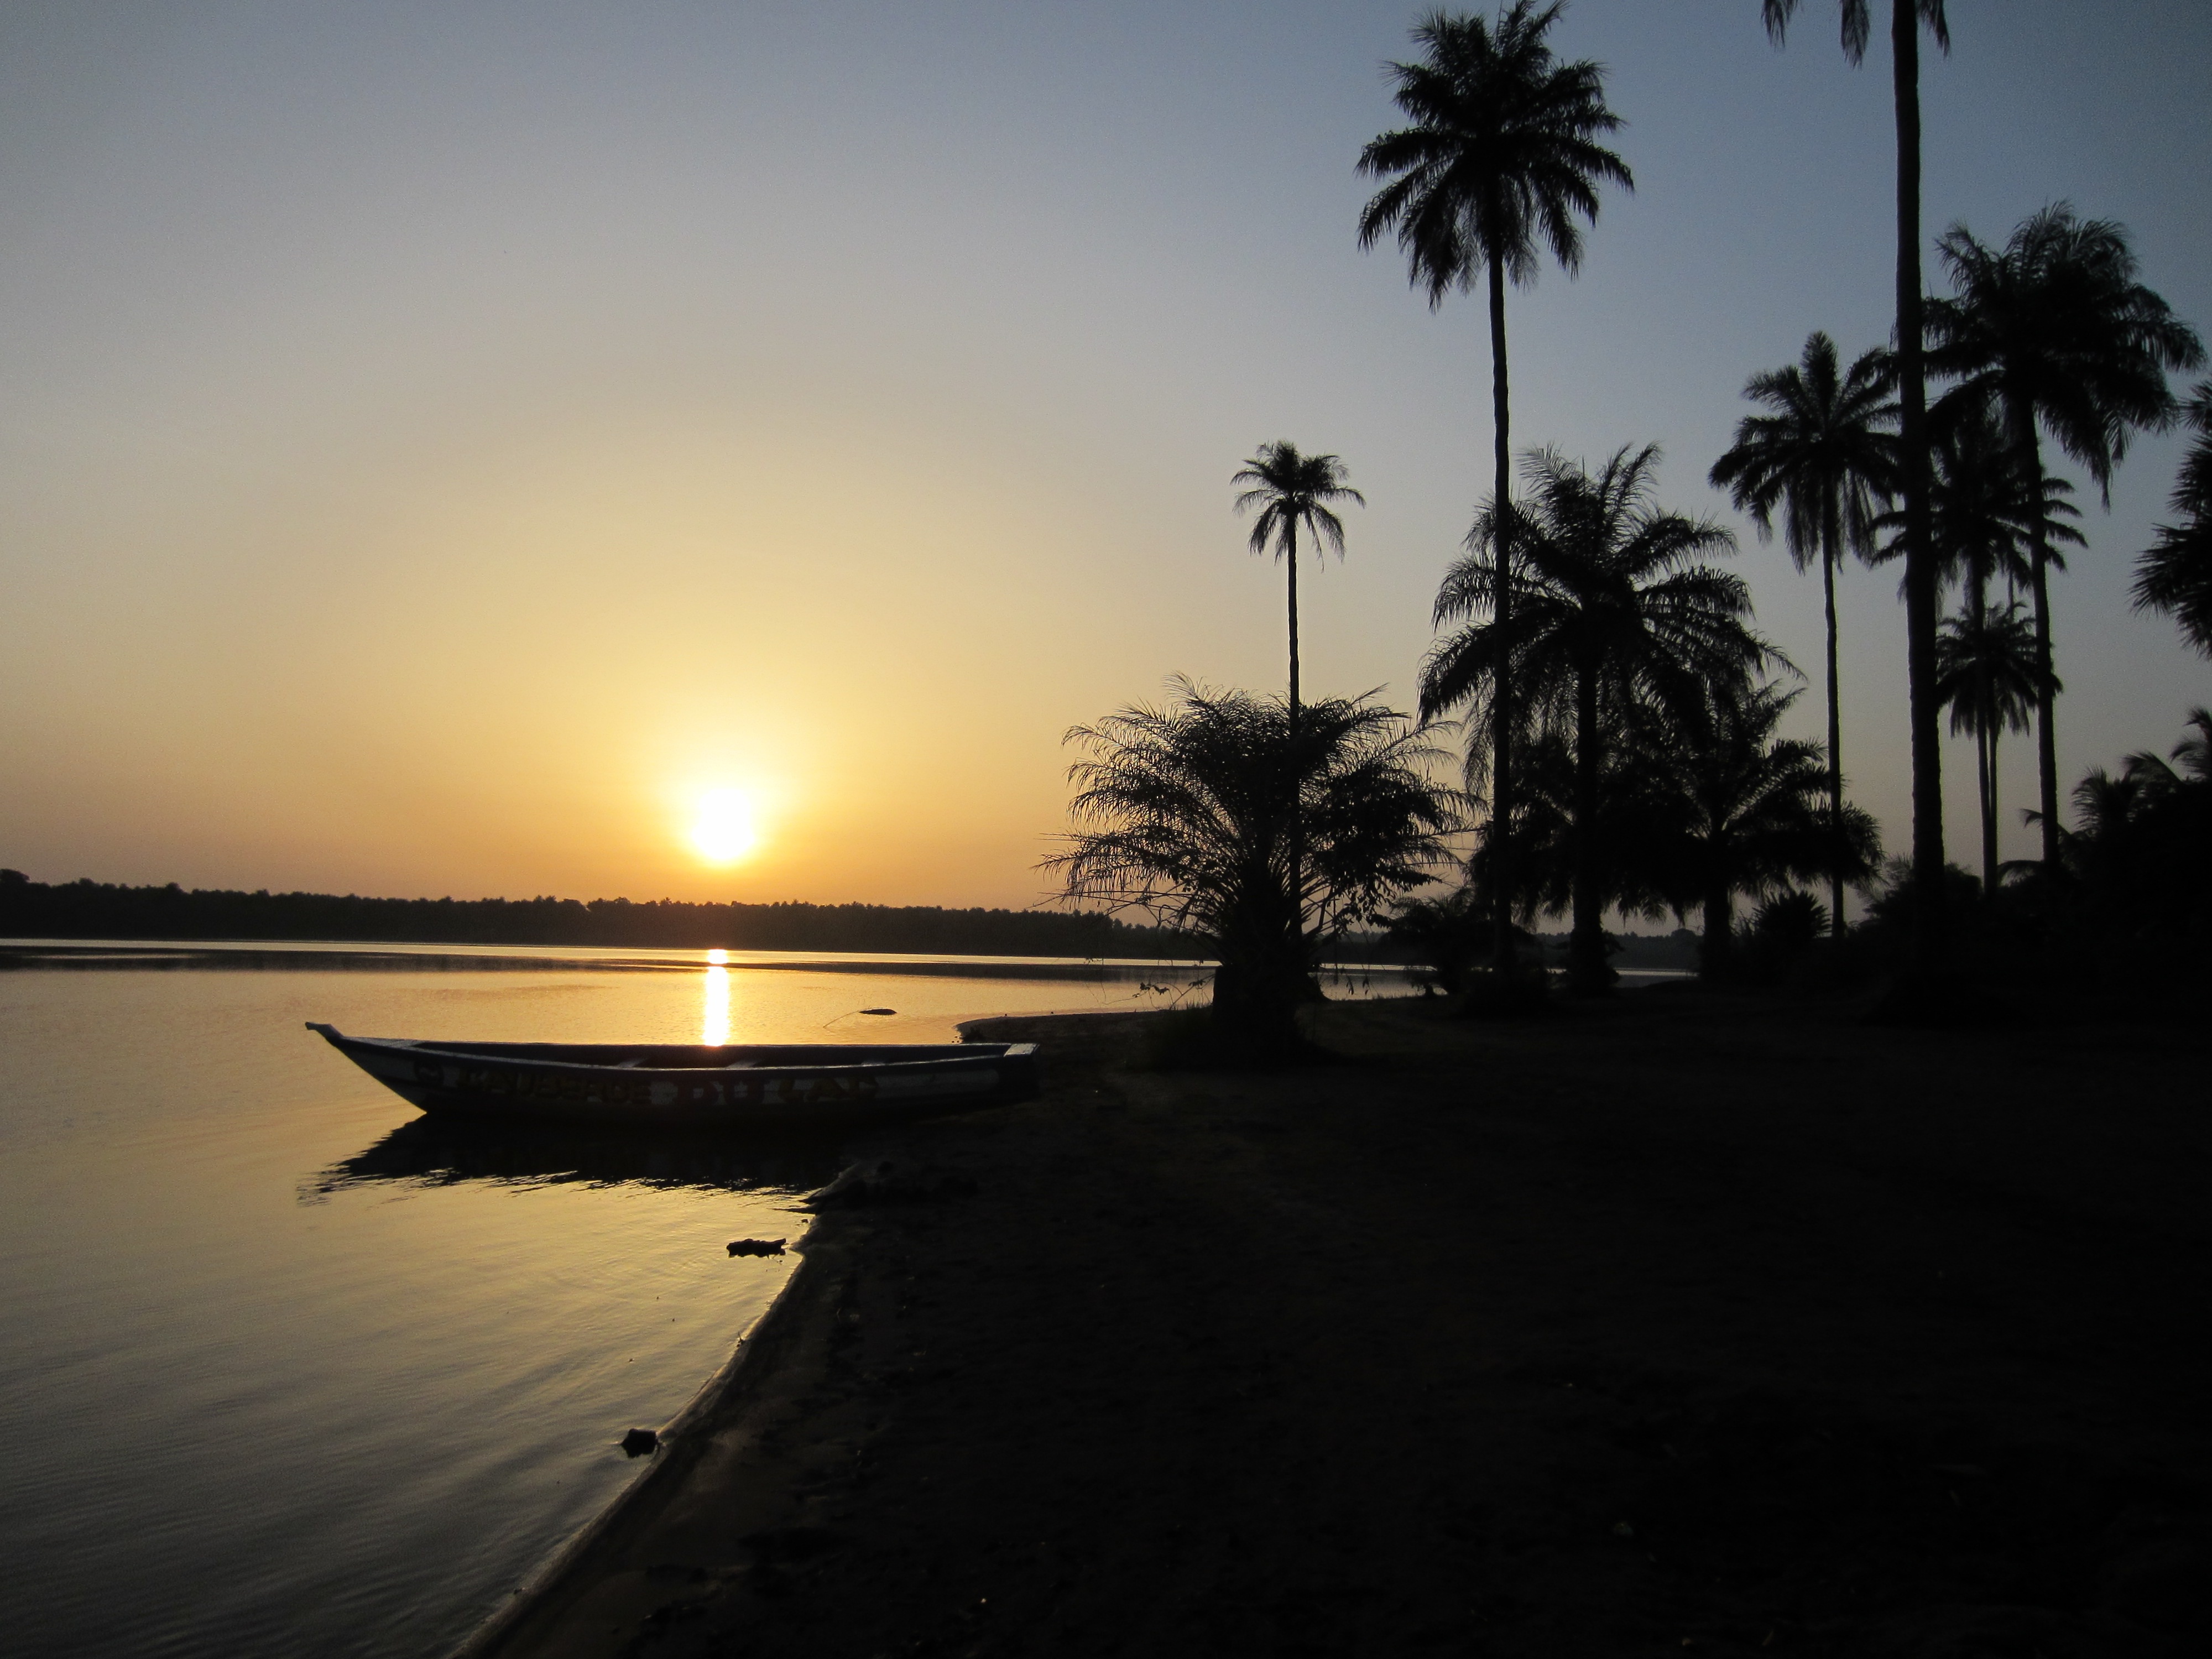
(0, 4, 2204, 910)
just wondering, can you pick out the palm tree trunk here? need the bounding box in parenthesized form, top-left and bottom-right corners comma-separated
(2018, 441, 2063, 867)
(1976, 723, 1995, 896)
(1286, 521, 1305, 975)
(1892, 0, 1947, 968)
(1989, 722, 2002, 886)
(1821, 523, 1845, 940)
(1569, 665, 1605, 994)
(1699, 881, 1731, 982)
(1487, 256, 1517, 981)
(1971, 575, 1997, 895)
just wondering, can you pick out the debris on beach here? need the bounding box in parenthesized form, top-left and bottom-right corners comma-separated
(727, 1238, 787, 1257)
(859, 1008, 896, 1015)
(620, 1428, 660, 1457)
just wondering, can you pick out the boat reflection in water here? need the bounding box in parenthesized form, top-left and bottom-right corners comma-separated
(306, 1113, 852, 1201)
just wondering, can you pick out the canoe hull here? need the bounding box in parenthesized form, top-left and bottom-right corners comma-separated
(308, 1024, 1039, 1129)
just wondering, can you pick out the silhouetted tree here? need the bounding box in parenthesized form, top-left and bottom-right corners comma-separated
(1421, 445, 1766, 993)
(2056, 713, 2212, 958)
(1893, 407, 2077, 894)
(2134, 381, 2212, 656)
(1357, 1, 1631, 984)
(1934, 598, 2047, 899)
(1647, 679, 1881, 978)
(1231, 442, 1365, 941)
(1383, 883, 1492, 996)
(1927, 205, 2205, 864)
(1761, 0, 1952, 971)
(1486, 718, 1678, 940)
(1046, 680, 1463, 1046)
(1710, 331, 1897, 937)
(1230, 442, 1365, 735)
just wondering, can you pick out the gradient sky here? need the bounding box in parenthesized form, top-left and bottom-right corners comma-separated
(3, 0, 2206, 911)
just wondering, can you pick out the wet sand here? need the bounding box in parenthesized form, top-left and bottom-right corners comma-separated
(471, 990, 2211, 1657)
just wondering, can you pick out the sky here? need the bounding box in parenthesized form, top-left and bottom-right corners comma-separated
(2, 0, 2207, 912)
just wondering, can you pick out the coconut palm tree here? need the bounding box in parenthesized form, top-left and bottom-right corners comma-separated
(1046, 680, 1462, 1046)
(1230, 442, 1365, 737)
(2134, 381, 2212, 657)
(1709, 331, 1897, 937)
(1357, 2, 1631, 984)
(1420, 444, 1767, 994)
(1648, 678, 1881, 978)
(1905, 410, 2075, 895)
(1933, 598, 2047, 898)
(1761, 0, 1951, 969)
(1915, 409, 2078, 893)
(1486, 715, 1679, 940)
(1232, 442, 1365, 953)
(1908, 404, 2081, 596)
(1927, 205, 2206, 865)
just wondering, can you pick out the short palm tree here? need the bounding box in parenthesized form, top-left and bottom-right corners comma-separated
(1046, 680, 1462, 1046)
(1927, 204, 2206, 864)
(1761, 0, 1952, 969)
(1490, 715, 1678, 938)
(2134, 380, 2212, 657)
(1648, 678, 1881, 978)
(1420, 444, 1767, 994)
(1709, 330, 1897, 937)
(1230, 442, 1365, 737)
(1933, 598, 2048, 898)
(2124, 708, 2212, 796)
(1357, 1, 1631, 983)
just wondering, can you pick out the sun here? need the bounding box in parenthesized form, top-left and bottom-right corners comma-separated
(688, 788, 763, 865)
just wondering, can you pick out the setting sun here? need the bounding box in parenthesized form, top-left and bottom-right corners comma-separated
(688, 788, 763, 865)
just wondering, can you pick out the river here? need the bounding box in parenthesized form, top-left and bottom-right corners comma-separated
(0, 942, 1403, 1657)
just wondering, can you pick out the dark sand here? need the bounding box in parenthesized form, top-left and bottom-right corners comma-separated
(471, 991, 2210, 1657)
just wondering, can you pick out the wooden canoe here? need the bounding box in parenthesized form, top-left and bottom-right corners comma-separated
(306, 1022, 1039, 1128)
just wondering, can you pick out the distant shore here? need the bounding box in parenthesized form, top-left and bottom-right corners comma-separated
(0, 870, 1196, 959)
(464, 990, 2211, 1658)
(0, 939, 1223, 980)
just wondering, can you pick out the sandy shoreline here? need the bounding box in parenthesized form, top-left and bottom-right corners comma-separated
(468, 992, 2210, 1657)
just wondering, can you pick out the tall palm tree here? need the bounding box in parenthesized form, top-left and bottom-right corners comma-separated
(1420, 444, 1766, 994)
(1927, 205, 2205, 865)
(1709, 331, 1896, 938)
(1357, 2, 1631, 984)
(1761, 0, 1950, 971)
(1232, 441, 1364, 955)
(2134, 380, 2212, 658)
(1933, 598, 2046, 898)
(1230, 442, 1365, 737)
(1649, 677, 1881, 978)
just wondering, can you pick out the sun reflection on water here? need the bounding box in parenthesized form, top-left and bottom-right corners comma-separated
(702, 951, 731, 1046)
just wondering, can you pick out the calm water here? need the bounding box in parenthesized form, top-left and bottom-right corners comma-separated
(0, 947, 1250, 1659)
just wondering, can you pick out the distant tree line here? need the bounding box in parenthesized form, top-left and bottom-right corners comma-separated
(0, 870, 1194, 959)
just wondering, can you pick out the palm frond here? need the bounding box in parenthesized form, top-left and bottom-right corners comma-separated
(1357, 2, 1631, 306)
